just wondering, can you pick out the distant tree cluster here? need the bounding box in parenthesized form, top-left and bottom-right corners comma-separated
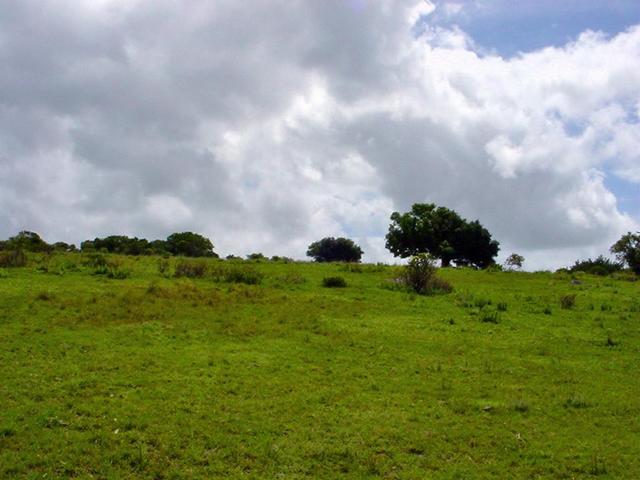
(569, 255, 623, 276)
(0, 231, 218, 258)
(81, 232, 217, 257)
(2, 212, 639, 278)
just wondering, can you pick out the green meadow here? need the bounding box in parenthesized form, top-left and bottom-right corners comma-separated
(1, 254, 639, 479)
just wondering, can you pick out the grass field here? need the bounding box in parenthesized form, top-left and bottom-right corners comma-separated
(1, 254, 639, 479)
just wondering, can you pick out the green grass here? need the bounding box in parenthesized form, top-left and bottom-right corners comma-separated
(1, 254, 639, 478)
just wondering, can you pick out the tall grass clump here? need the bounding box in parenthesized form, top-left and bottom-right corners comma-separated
(174, 259, 208, 278)
(400, 254, 452, 295)
(210, 264, 263, 285)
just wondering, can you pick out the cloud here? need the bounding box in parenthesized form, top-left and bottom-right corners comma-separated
(0, 0, 638, 268)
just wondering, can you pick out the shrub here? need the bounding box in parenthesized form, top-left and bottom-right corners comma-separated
(83, 253, 108, 268)
(174, 259, 208, 278)
(0, 249, 27, 268)
(560, 294, 576, 309)
(322, 276, 347, 288)
(223, 266, 263, 285)
(480, 309, 500, 324)
(569, 255, 623, 276)
(564, 395, 589, 409)
(400, 254, 452, 295)
(246, 253, 266, 261)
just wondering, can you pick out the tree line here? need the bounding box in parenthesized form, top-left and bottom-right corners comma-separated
(1, 203, 639, 274)
(0, 231, 216, 258)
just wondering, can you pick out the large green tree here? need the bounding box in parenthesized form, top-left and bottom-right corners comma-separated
(307, 237, 363, 263)
(166, 232, 217, 257)
(385, 203, 499, 268)
(610, 232, 640, 274)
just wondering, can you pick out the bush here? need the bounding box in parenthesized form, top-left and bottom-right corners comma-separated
(83, 253, 108, 268)
(560, 294, 576, 309)
(222, 266, 263, 285)
(0, 249, 27, 268)
(480, 308, 500, 324)
(174, 259, 208, 278)
(569, 255, 623, 276)
(400, 253, 452, 295)
(322, 276, 347, 288)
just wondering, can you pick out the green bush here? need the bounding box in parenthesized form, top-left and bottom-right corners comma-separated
(480, 309, 500, 324)
(174, 259, 208, 278)
(322, 276, 347, 288)
(400, 254, 452, 295)
(560, 294, 576, 309)
(223, 266, 263, 285)
(0, 249, 27, 268)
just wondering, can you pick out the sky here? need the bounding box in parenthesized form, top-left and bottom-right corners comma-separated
(0, 0, 639, 270)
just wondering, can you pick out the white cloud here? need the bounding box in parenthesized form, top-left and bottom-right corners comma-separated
(0, 0, 638, 268)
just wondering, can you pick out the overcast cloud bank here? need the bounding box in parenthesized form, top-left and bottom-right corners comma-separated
(1, 0, 638, 269)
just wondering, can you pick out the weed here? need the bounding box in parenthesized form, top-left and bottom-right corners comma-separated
(0, 268, 8, 278)
(564, 395, 589, 409)
(222, 266, 263, 285)
(157, 258, 171, 277)
(341, 263, 363, 273)
(605, 335, 619, 348)
(590, 454, 608, 475)
(560, 294, 576, 309)
(480, 309, 500, 324)
(543, 307, 552, 315)
(36, 291, 54, 301)
(512, 400, 529, 413)
(274, 272, 306, 286)
(474, 297, 492, 308)
(497, 302, 508, 312)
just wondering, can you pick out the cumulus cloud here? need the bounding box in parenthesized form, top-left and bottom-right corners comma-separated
(0, 0, 638, 268)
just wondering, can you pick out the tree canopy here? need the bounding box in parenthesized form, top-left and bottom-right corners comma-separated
(385, 203, 499, 268)
(306, 237, 363, 263)
(166, 232, 217, 257)
(610, 232, 640, 274)
(2, 231, 52, 252)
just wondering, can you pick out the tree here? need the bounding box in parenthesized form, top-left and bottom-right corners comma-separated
(7, 231, 51, 252)
(610, 232, 640, 274)
(385, 203, 499, 268)
(166, 232, 217, 257)
(504, 253, 525, 271)
(306, 237, 363, 263)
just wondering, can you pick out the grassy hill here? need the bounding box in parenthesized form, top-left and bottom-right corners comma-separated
(1, 254, 639, 478)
